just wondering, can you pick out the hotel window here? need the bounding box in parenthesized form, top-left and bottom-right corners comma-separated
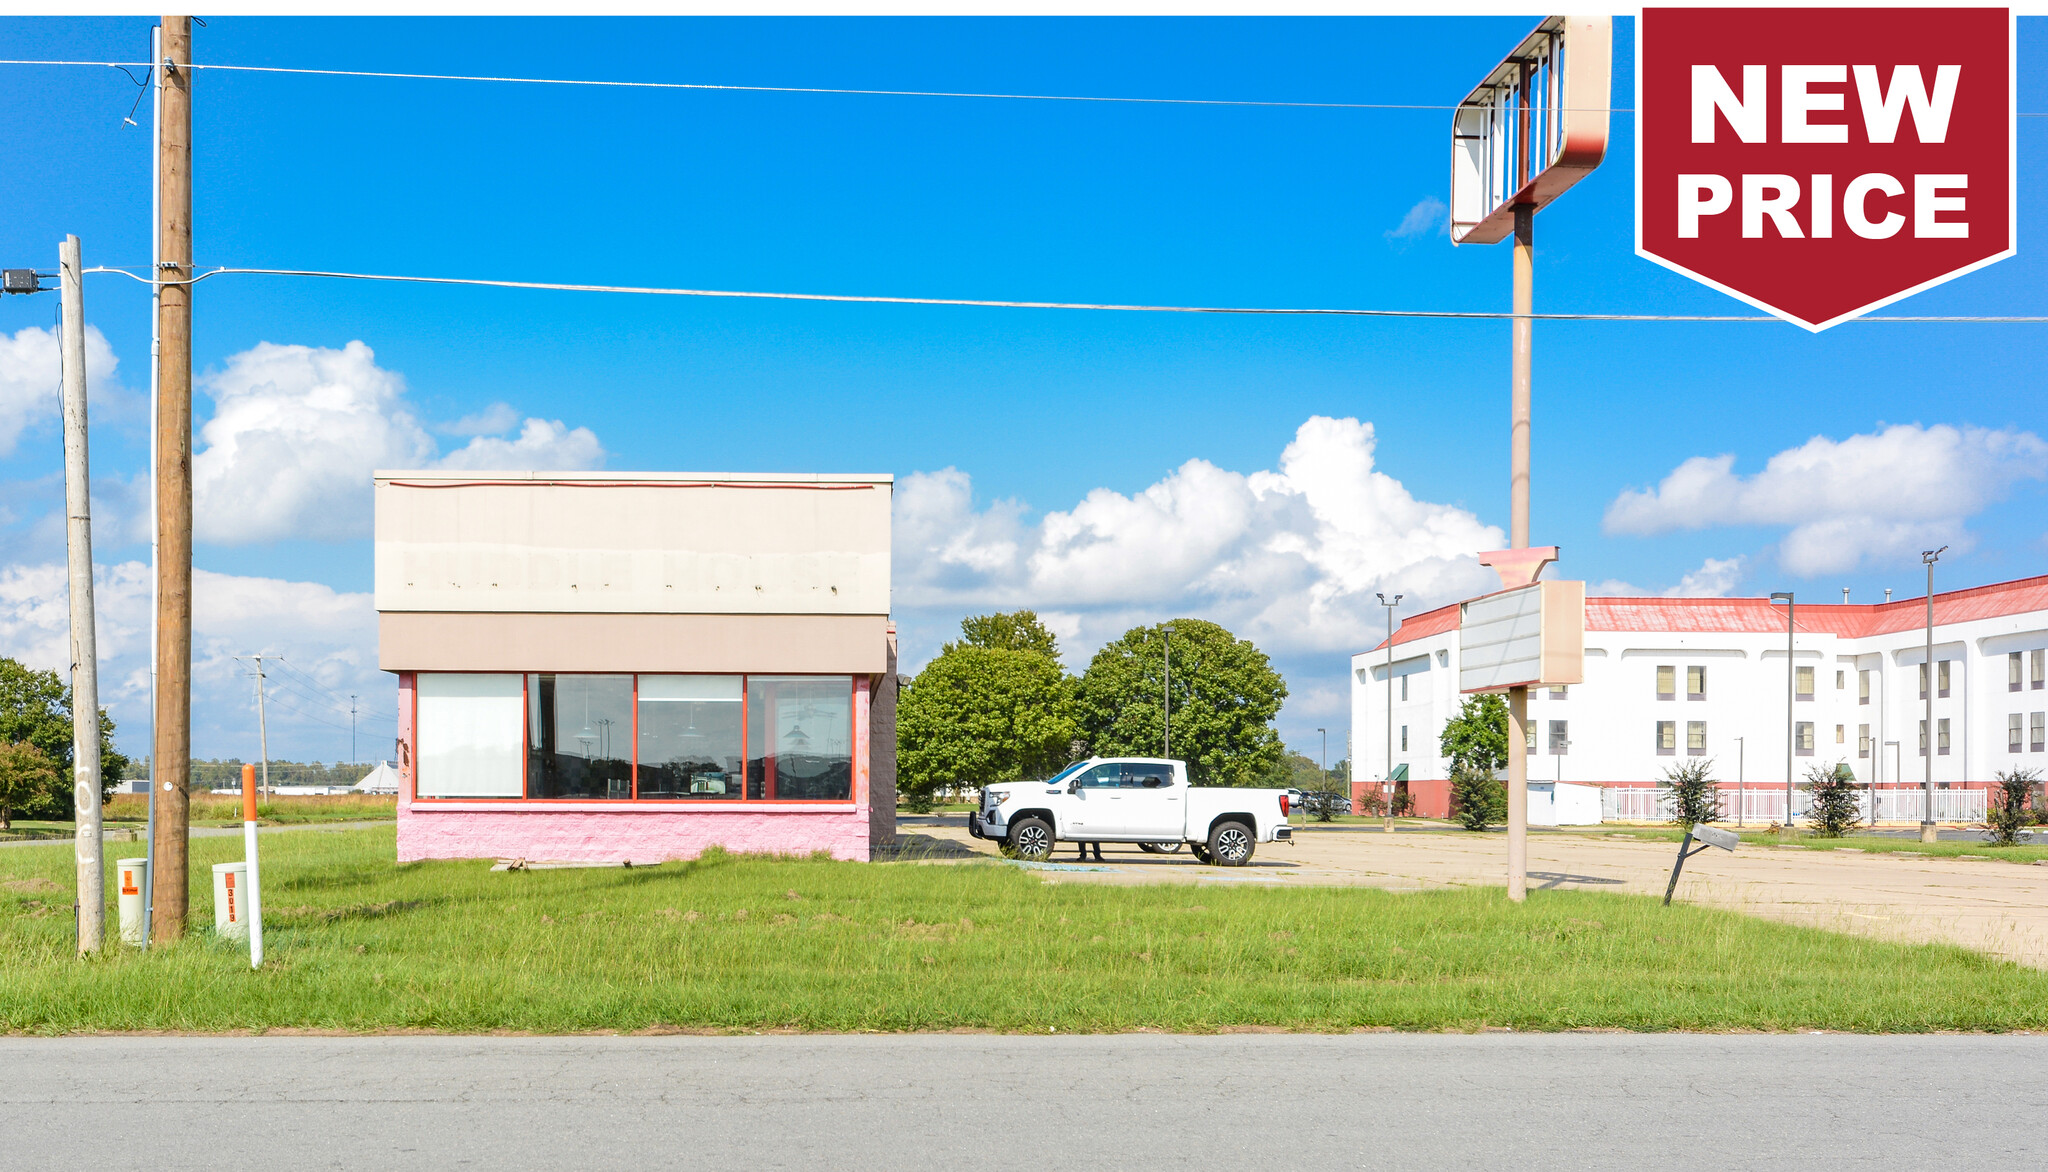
(2034, 712, 2046, 753)
(1859, 724, 1872, 759)
(1835, 724, 1845, 744)
(1687, 666, 1706, 701)
(2034, 649, 2045, 690)
(1836, 670, 1845, 690)
(2012, 652, 2024, 693)
(1859, 669, 1871, 705)
(1938, 718, 1951, 756)
(1656, 665, 1676, 701)
(526, 674, 635, 799)
(636, 675, 743, 800)
(1656, 721, 1676, 755)
(1548, 720, 1568, 755)
(1549, 684, 1568, 699)
(1687, 721, 1707, 756)
(1919, 663, 1929, 700)
(1919, 719, 1928, 756)
(1796, 722, 1814, 755)
(747, 676, 855, 800)
(1937, 660, 1951, 698)
(1400, 674, 1408, 701)
(2011, 714, 2025, 755)
(1526, 722, 1537, 751)
(1795, 666, 1814, 700)
(1400, 725, 1409, 752)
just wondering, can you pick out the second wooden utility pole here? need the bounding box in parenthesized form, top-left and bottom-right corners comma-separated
(150, 15, 194, 942)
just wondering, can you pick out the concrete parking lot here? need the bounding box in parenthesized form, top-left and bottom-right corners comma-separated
(899, 816, 2048, 967)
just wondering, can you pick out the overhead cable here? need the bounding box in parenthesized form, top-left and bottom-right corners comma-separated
(80, 265, 2048, 323)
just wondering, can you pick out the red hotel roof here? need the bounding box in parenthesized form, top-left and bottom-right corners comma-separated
(1372, 573, 2048, 652)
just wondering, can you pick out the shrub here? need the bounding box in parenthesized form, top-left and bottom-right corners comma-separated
(1392, 788, 1414, 817)
(1450, 766, 1506, 832)
(1657, 758, 1721, 827)
(1804, 762, 1862, 838)
(1986, 767, 2040, 847)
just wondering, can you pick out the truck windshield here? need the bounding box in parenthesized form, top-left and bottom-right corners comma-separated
(1042, 761, 1091, 787)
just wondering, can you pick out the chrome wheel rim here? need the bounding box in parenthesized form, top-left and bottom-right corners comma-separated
(1014, 824, 1051, 859)
(1216, 826, 1251, 862)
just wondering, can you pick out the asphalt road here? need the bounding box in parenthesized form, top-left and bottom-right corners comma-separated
(4, 1034, 2041, 1170)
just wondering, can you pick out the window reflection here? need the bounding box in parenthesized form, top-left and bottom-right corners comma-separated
(636, 676, 744, 799)
(747, 676, 853, 800)
(526, 674, 634, 798)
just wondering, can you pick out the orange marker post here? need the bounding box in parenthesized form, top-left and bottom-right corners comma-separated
(240, 763, 264, 967)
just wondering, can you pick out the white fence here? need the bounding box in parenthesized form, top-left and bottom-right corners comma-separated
(1601, 787, 1986, 825)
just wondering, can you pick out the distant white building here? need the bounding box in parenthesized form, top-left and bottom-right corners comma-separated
(1351, 575, 2048, 820)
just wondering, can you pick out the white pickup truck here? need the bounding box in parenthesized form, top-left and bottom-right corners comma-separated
(968, 757, 1292, 866)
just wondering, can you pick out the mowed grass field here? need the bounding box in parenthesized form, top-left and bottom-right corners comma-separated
(6, 826, 2048, 1035)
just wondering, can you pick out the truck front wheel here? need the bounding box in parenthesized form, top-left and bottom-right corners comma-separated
(1207, 821, 1255, 867)
(1005, 816, 1055, 861)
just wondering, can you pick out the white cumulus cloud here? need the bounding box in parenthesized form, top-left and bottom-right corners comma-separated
(192, 340, 604, 544)
(895, 416, 1503, 659)
(1603, 424, 2048, 576)
(0, 558, 388, 761)
(1593, 556, 1746, 599)
(0, 323, 121, 456)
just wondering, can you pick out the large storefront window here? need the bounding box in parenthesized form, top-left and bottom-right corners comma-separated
(746, 676, 854, 801)
(414, 672, 856, 802)
(527, 674, 634, 798)
(636, 675, 744, 799)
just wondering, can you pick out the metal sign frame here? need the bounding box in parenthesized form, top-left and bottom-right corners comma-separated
(1458, 579, 1586, 694)
(1450, 14, 1612, 245)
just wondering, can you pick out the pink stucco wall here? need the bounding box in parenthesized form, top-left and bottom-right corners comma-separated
(389, 673, 876, 863)
(396, 806, 871, 863)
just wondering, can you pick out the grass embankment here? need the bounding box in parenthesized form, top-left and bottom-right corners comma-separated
(6, 826, 2048, 1035)
(1589, 825, 2048, 863)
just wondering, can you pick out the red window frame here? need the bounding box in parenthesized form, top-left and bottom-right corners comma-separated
(408, 671, 857, 804)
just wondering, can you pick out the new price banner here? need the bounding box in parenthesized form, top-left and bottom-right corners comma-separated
(1636, 7, 2015, 330)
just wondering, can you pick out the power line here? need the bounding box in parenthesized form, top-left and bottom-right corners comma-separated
(10, 58, 2047, 117)
(269, 658, 397, 720)
(79, 265, 2048, 323)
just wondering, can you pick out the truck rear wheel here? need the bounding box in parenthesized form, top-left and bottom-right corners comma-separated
(1207, 821, 1255, 867)
(1005, 816, 1055, 861)
(1138, 842, 1182, 854)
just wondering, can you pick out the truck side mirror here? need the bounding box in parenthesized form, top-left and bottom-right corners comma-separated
(1068, 778, 1082, 794)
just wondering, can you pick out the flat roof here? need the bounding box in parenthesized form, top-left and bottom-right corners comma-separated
(374, 470, 892, 484)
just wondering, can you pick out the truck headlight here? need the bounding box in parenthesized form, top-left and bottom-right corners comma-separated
(984, 791, 1007, 809)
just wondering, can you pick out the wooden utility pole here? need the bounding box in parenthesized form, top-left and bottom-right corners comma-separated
(150, 15, 193, 942)
(60, 234, 104, 955)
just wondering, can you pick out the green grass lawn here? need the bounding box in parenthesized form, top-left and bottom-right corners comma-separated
(6, 826, 2048, 1035)
(1585, 825, 2048, 863)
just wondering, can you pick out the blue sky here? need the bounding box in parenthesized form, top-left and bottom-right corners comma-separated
(1, 15, 2043, 766)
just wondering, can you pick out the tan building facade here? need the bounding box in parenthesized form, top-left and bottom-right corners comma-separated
(377, 471, 898, 862)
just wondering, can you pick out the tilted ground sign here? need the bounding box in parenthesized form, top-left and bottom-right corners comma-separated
(1636, 7, 2014, 331)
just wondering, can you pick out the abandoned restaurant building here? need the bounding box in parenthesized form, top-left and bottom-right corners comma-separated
(375, 470, 899, 863)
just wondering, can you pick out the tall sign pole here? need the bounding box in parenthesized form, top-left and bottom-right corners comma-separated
(1451, 16, 1608, 904)
(60, 235, 104, 955)
(150, 15, 194, 942)
(1922, 547, 1946, 842)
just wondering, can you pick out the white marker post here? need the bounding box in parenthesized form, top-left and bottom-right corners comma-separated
(239, 762, 264, 967)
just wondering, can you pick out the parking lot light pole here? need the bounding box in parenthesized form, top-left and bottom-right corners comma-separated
(1770, 593, 1794, 832)
(1921, 547, 1946, 843)
(1317, 728, 1327, 806)
(1161, 623, 1176, 760)
(1734, 736, 1745, 827)
(1376, 593, 1401, 832)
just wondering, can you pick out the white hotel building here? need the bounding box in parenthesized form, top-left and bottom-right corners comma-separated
(1351, 575, 2048, 821)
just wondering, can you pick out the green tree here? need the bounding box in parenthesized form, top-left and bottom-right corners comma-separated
(897, 641, 1076, 812)
(0, 657, 129, 818)
(1658, 758, 1722, 827)
(0, 741, 61, 830)
(1805, 761, 1862, 837)
(1439, 693, 1509, 775)
(1450, 765, 1506, 831)
(954, 610, 1063, 663)
(1075, 619, 1286, 787)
